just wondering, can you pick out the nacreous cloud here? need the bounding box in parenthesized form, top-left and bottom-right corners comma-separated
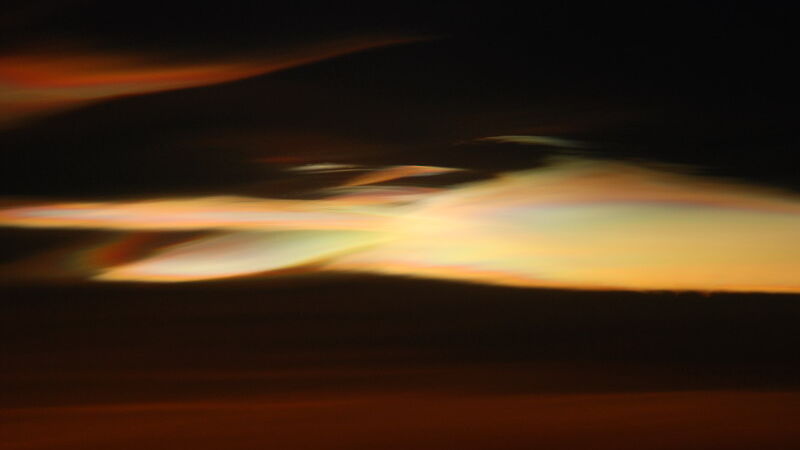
(2, 157, 800, 292)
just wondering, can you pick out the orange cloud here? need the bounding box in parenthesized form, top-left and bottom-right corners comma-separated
(0, 36, 421, 126)
(342, 165, 463, 187)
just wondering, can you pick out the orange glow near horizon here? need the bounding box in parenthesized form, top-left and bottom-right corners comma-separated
(3, 157, 800, 292)
(4, 390, 800, 450)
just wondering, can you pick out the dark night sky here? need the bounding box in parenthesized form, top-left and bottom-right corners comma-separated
(2, 2, 800, 449)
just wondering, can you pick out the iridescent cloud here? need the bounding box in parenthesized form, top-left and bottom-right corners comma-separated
(2, 158, 800, 292)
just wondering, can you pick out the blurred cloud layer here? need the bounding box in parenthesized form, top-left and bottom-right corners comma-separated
(3, 157, 800, 292)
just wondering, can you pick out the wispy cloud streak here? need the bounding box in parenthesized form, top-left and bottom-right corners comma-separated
(0, 36, 420, 126)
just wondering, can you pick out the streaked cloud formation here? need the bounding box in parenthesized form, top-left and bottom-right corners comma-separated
(0, 36, 419, 126)
(2, 152, 800, 292)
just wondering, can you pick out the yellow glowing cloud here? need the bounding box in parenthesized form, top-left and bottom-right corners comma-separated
(96, 230, 388, 282)
(2, 158, 800, 292)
